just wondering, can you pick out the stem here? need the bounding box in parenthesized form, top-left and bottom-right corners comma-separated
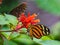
(0, 33, 4, 42)
(0, 26, 23, 32)
(0, 30, 16, 32)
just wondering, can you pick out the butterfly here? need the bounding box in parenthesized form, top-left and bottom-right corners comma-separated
(10, 2, 27, 17)
(28, 24, 50, 39)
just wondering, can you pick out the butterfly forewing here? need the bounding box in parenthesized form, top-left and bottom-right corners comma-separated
(10, 2, 27, 17)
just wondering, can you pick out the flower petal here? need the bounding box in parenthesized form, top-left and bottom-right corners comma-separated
(25, 13, 37, 23)
(18, 13, 26, 22)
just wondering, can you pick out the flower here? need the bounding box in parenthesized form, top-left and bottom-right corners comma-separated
(18, 12, 40, 28)
(15, 22, 23, 31)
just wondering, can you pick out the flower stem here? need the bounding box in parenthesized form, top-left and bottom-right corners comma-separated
(0, 26, 22, 32)
(0, 30, 16, 32)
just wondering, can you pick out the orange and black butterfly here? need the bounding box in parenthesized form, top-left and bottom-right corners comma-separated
(28, 24, 50, 39)
(10, 2, 27, 17)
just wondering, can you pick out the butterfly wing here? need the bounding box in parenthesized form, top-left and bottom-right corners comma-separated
(10, 2, 27, 17)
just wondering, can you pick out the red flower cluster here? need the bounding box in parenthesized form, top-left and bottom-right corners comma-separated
(16, 12, 40, 30)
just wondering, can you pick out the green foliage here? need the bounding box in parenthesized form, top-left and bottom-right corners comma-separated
(1, 25, 11, 39)
(41, 36, 52, 41)
(11, 34, 41, 45)
(0, 35, 3, 45)
(0, 14, 9, 25)
(20, 28, 27, 33)
(4, 14, 18, 26)
(33, 36, 52, 44)
(3, 35, 60, 45)
(0, 0, 20, 13)
(0, 13, 18, 39)
(33, 36, 60, 45)
(4, 39, 17, 45)
(0, 13, 18, 26)
(9, 32, 20, 39)
(40, 40, 60, 45)
(50, 21, 60, 40)
(36, 0, 60, 16)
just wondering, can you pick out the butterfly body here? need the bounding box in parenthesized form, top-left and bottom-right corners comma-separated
(28, 24, 50, 39)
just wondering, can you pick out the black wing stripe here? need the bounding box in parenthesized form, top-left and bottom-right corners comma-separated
(34, 25, 41, 29)
(33, 31, 40, 39)
(32, 29, 40, 36)
(32, 26, 42, 36)
(33, 25, 44, 36)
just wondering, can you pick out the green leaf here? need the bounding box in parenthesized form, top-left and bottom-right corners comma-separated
(10, 28, 27, 39)
(36, 0, 60, 16)
(40, 40, 60, 45)
(0, 14, 9, 25)
(0, 35, 4, 45)
(1, 25, 11, 39)
(4, 39, 17, 45)
(4, 14, 18, 26)
(20, 28, 27, 33)
(0, 13, 18, 26)
(50, 21, 60, 40)
(1, 25, 10, 30)
(33, 36, 52, 44)
(0, 0, 20, 13)
(0, 13, 18, 40)
(41, 36, 52, 41)
(1, 25, 20, 40)
(9, 32, 20, 40)
(11, 34, 41, 45)
(33, 36, 60, 45)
